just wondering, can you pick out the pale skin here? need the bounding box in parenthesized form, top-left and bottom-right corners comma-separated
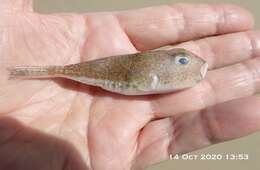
(0, 0, 260, 170)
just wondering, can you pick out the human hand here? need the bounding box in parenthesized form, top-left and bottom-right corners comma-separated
(0, 1, 260, 170)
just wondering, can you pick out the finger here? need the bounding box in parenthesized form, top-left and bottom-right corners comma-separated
(171, 96, 260, 153)
(152, 56, 260, 117)
(172, 31, 260, 69)
(0, 0, 33, 12)
(116, 4, 254, 50)
(135, 96, 260, 168)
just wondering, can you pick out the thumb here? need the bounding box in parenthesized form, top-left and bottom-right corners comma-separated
(0, 0, 33, 12)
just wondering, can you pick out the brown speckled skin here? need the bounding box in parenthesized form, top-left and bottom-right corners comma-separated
(8, 48, 207, 95)
(57, 48, 206, 95)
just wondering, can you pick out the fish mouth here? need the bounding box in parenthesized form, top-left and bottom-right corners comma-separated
(200, 63, 208, 78)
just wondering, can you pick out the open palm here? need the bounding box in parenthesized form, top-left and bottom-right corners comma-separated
(0, 1, 260, 170)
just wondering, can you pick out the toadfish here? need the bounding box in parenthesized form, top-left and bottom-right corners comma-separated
(8, 48, 208, 95)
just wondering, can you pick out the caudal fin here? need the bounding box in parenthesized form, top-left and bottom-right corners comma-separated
(7, 66, 61, 79)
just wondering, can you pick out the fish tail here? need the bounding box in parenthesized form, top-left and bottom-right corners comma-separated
(7, 65, 63, 79)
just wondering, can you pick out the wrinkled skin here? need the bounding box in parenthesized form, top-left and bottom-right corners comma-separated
(0, 1, 260, 170)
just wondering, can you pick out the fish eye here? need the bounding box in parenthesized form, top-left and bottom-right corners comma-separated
(175, 54, 190, 65)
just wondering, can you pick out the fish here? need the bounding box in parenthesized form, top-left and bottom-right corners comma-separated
(7, 48, 208, 95)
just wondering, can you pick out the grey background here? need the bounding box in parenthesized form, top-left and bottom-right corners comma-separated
(34, 0, 260, 170)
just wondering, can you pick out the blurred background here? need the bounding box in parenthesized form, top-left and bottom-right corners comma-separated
(34, 0, 260, 170)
